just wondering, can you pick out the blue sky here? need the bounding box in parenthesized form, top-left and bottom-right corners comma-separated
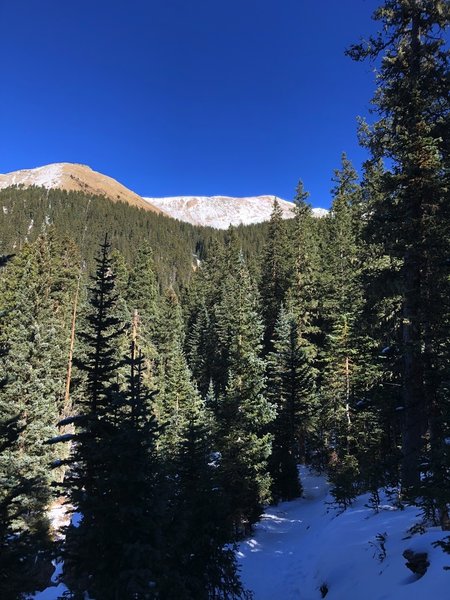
(0, 0, 380, 208)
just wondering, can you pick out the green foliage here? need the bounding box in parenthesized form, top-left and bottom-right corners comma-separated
(162, 410, 251, 600)
(61, 236, 163, 599)
(0, 186, 270, 292)
(289, 180, 320, 362)
(0, 231, 79, 597)
(214, 254, 274, 534)
(259, 199, 293, 353)
(0, 232, 78, 518)
(267, 306, 317, 501)
(0, 6, 449, 591)
(0, 342, 51, 599)
(155, 288, 202, 459)
(347, 0, 450, 497)
(328, 453, 360, 510)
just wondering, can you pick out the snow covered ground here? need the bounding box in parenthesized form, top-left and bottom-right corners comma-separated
(238, 466, 450, 599)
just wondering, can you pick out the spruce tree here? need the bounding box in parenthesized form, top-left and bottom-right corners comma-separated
(155, 287, 202, 460)
(184, 238, 226, 396)
(214, 254, 274, 535)
(0, 325, 51, 599)
(61, 235, 125, 597)
(259, 199, 293, 354)
(318, 156, 370, 501)
(186, 299, 216, 397)
(127, 241, 160, 372)
(267, 306, 317, 502)
(162, 408, 251, 600)
(289, 180, 320, 362)
(0, 233, 78, 537)
(102, 343, 163, 599)
(347, 0, 450, 504)
(320, 157, 363, 439)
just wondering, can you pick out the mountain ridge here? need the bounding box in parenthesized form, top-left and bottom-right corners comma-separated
(0, 163, 165, 215)
(0, 163, 327, 229)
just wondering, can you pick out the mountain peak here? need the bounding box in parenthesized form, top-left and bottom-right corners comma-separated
(0, 162, 164, 214)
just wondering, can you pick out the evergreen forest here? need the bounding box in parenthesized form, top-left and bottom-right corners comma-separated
(0, 1, 449, 598)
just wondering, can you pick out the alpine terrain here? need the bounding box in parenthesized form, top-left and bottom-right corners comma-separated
(0, 163, 327, 229)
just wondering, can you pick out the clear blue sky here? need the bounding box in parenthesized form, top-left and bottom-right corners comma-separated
(0, 0, 380, 208)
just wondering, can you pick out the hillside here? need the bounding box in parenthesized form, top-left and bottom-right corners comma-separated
(0, 186, 274, 288)
(144, 195, 294, 229)
(0, 163, 327, 228)
(0, 163, 165, 214)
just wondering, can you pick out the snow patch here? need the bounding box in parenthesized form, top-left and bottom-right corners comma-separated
(0, 164, 65, 190)
(312, 207, 328, 218)
(31, 561, 68, 599)
(144, 195, 328, 229)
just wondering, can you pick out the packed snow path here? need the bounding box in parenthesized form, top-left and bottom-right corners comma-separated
(238, 466, 450, 600)
(238, 466, 331, 599)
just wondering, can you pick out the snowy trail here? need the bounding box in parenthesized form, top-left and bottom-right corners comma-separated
(238, 467, 450, 600)
(238, 466, 331, 599)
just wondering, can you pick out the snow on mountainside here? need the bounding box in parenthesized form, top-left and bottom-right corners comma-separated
(0, 163, 164, 214)
(0, 163, 328, 228)
(143, 195, 294, 228)
(144, 195, 328, 229)
(0, 163, 65, 189)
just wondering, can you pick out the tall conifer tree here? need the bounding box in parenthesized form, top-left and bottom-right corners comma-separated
(61, 235, 125, 597)
(267, 306, 317, 502)
(214, 254, 274, 535)
(347, 0, 450, 506)
(260, 200, 293, 354)
(290, 181, 320, 362)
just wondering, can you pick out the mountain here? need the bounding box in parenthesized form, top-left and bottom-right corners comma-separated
(0, 163, 165, 214)
(144, 195, 327, 229)
(0, 163, 328, 228)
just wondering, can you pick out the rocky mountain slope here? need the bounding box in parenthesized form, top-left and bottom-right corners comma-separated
(0, 163, 164, 214)
(144, 195, 310, 229)
(0, 163, 327, 228)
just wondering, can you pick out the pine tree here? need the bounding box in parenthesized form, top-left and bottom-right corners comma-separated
(61, 235, 126, 597)
(259, 199, 293, 354)
(184, 238, 226, 396)
(155, 287, 202, 460)
(289, 180, 320, 362)
(317, 156, 372, 501)
(347, 0, 450, 504)
(127, 241, 160, 366)
(162, 408, 251, 600)
(0, 233, 78, 535)
(214, 254, 274, 535)
(319, 157, 363, 445)
(101, 343, 163, 599)
(186, 299, 216, 397)
(356, 159, 404, 498)
(0, 326, 51, 599)
(267, 306, 317, 502)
